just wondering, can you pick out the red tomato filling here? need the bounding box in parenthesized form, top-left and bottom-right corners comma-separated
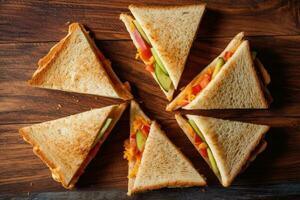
(131, 25, 154, 71)
(224, 51, 234, 61)
(124, 118, 151, 178)
(190, 128, 208, 159)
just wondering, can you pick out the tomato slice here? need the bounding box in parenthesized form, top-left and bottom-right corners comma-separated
(199, 73, 211, 89)
(192, 84, 202, 96)
(136, 151, 142, 160)
(141, 124, 150, 135)
(145, 64, 155, 73)
(194, 133, 203, 145)
(140, 48, 152, 62)
(200, 148, 208, 158)
(224, 51, 234, 61)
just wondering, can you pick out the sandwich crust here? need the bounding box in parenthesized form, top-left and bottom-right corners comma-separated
(129, 4, 205, 90)
(130, 121, 206, 195)
(167, 32, 272, 111)
(185, 40, 269, 109)
(19, 104, 126, 189)
(29, 23, 132, 100)
(186, 115, 269, 187)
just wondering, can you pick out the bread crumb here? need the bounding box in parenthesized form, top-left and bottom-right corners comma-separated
(65, 21, 70, 25)
(30, 182, 33, 186)
(76, 99, 79, 103)
(27, 192, 30, 196)
(56, 104, 62, 110)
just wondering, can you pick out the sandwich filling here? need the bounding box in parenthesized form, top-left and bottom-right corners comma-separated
(186, 119, 220, 178)
(124, 115, 151, 178)
(122, 15, 174, 93)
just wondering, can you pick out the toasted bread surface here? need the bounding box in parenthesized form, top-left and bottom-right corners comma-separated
(19, 104, 126, 188)
(130, 121, 206, 195)
(129, 4, 205, 89)
(67, 103, 127, 187)
(29, 23, 132, 100)
(185, 115, 269, 187)
(185, 39, 269, 109)
(166, 32, 245, 111)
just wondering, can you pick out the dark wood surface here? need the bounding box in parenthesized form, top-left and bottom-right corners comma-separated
(1, 0, 300, 199)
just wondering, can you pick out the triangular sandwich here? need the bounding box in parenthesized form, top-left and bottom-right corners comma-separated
(19, 103, 127, 189)
(120, 4, 205, 100)
(175, 114, 270, 187)
(124, 101, 206, 195)
(29, 23, 132, 100)
(167, 32, 272, 111)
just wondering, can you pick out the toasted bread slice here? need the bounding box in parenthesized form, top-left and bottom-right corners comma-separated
(167, 32, 271, 111)
(130, 121, 206, 195)
(29, 23, 132, 100)
(175, 114, 269, 187)
(19, 103, 127, 189)
(121, 4, 205, 100)
(120, 14, 176, 101)
(126, 101, 205, 195)
(129, 4, 205, 90)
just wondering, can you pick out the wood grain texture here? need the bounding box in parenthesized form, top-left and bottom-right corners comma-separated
(0, 0, 299, 43)
(0, 0, 300, 198)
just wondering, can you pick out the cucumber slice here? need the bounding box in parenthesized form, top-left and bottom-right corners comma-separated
(136, 130, 146, 152)
(151, 48, 168, 75)
(188, 119, 205, 141)
(133, 20, 151, 44)
(207, 148, 219, 175)
(93, 118, 112, 147)
(154, 63, 172, 92)
(212, 57, 225, 79)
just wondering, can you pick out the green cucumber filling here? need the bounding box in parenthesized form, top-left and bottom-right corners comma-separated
(133, 20, 172, 92)
(188, 119, 220, 176)
(212, 57, 225, 79)
(136, 130, 146, 152)
(151, 48, 168, 75)
(188, 119, 205, 141)
(133, 20, 151, 44)
(92, 118, 112, 147)
(212, 51, 257, 80)
(155, 63, 172, 92)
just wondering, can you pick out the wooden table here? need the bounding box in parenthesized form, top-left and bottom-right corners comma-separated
(1, 0, 300, 199)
